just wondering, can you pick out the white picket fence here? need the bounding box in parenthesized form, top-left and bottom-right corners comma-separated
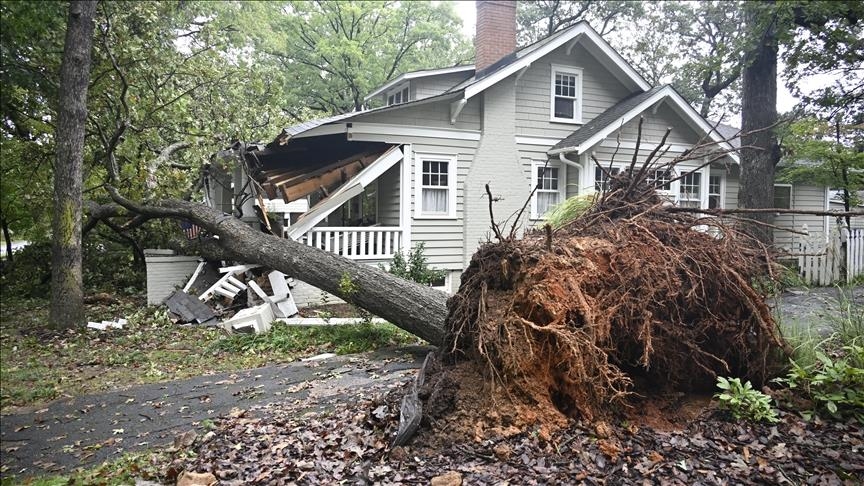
(795, 227, 864, 285)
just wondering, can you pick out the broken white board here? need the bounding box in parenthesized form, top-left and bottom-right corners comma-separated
(223, 303, 275, 334)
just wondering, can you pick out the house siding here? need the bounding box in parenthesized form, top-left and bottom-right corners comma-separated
(356, 97, 481, 131)
(464, 78, 533, 265)
(144, 253, 201, 305)
(515, 43, 631, 139)
(410, 146, 473, 270)
(774, 184, 829, 248)
(377, 163, 401, 226)
(412, 72, 473, 100)
(724, 170, 829, 247)
(615, 103, 701, 145)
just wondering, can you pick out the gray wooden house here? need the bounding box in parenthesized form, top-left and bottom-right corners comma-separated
(210, 1, 834, 303)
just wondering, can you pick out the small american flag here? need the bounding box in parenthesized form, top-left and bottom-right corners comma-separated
(180, 220, 202, 240)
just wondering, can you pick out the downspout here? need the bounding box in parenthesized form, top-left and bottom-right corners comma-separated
(558, 152, 583, 194)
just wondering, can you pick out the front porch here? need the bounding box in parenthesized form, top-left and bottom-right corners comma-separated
(245, 138, 410, 263)
(301, 226, 404, 260)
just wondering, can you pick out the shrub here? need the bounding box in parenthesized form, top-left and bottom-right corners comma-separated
(715, 376, 780, 423)
(782, 341, 864, 422)
(384, 242, 445, 286)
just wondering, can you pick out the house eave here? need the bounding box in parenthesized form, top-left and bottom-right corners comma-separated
(363, 65, 476, 102)
(547, 86, 740, 164)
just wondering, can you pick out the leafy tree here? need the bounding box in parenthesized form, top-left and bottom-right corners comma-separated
(50, 0, 97, 329)
(780, 118, 864, 229)
(780, 2, 864, 124)
(610, 2, 744, 121)
(517, 0, 642, 46)
(231, 1, 472, 115)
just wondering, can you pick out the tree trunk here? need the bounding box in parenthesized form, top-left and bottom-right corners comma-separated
(739, 6, 780, 245)
(49, 0, 97, 330)
(2, 218, 13, 264)
(111, 195, 449, 344)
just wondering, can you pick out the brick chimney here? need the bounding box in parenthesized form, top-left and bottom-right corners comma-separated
(475, 0, 517, 72)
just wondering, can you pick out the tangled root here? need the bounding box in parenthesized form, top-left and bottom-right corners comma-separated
(443, 173, 786, 421)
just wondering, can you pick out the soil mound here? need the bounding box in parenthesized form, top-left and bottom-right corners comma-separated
(437, 170, 787, 427)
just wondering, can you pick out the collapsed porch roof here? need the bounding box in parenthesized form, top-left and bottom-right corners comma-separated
(286, 145, 404, 239)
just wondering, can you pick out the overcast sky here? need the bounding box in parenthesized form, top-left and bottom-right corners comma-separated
(451, 0, 803, 119)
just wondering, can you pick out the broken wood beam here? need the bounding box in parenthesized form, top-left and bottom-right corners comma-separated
(279, 160, 365, 202)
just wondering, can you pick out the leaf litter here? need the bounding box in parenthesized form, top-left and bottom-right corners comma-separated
(177, 380, 862, 485)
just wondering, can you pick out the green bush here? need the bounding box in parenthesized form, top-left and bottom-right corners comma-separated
(715, 376, 780, 423)
(384, 242, 445, 286)
(782, 341, 864, 422)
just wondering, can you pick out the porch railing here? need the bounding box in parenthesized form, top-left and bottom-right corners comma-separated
(302, 226, 403, 260)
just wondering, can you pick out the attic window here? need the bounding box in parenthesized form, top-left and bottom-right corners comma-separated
(550, 65, 583, 124)
(387, 82, 410, 106)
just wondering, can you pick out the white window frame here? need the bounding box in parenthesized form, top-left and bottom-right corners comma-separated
(677, 170, 703, 209)
(647, 168, 676, 198)
(386, 82, 410, 106)
(774, 184, 793, 210)
(414, 153, 457, 219)
(593, 164, 622, 192)
(530, 160, 567, 220)
(708, 172, 726, 210)
(550, 64, 583, 124)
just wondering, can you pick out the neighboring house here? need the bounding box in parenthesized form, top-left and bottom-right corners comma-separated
(211, 1, 837, 302)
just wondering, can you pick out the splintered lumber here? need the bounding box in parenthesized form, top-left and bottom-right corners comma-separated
(279, 160, 364, 202)
(259, 151, 384, 202)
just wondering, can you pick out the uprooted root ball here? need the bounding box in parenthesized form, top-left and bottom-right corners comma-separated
(443, 175, 786, 423)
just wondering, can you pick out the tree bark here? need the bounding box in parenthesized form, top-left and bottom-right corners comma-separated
(739, 5, 780, 245)
(49, 0, 97, 329)
(108, 193, 449, 344)
(2, 218, 13, 264)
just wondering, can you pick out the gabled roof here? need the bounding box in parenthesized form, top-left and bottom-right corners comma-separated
(359, 20, 650, 109)
(548, 85, 739, 163)
(362, 65, 475, 102)
(450, 20, 651, 101)
(550, 87, 665, 152)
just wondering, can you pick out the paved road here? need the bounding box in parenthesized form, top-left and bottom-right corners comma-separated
(0, 346, 432, 478)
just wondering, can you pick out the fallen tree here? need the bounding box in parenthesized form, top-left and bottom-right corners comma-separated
(106, 189, 449, 345)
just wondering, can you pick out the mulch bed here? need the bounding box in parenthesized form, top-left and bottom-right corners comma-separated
(177, 384, 863, 485)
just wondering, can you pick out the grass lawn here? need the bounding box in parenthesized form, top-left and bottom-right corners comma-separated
(0, 295, 422, 413)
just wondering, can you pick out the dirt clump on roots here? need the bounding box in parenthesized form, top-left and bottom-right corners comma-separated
(428, 171, 787, 437)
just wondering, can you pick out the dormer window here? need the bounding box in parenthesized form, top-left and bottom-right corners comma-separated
(550, 65, 583, 124)
(386, 82, 410, 106)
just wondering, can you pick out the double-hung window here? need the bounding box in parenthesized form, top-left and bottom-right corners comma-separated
(532, 161, 565, 219)
(708, 175, 723, 209)
(647, 169, 674, 192)
(550, 65, 583, 123)
(416, 154, 456, 218)
(386, 83, 409, 106)
(678, 172, 702, 208)
(594, 166, 621, 192)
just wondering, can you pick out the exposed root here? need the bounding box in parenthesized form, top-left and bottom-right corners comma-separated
(439, 171, 786, 426)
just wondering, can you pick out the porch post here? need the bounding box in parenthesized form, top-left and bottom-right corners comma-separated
(400, 144, 413, 253)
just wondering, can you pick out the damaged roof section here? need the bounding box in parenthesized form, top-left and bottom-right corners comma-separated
(245, 135, 392, 204)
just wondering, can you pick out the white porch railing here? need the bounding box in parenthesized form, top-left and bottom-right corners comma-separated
(794, 227, 864, 285)
(302, 226, 403, 260)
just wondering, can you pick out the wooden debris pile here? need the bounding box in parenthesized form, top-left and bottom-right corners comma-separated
(164, 261, 299, 334)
